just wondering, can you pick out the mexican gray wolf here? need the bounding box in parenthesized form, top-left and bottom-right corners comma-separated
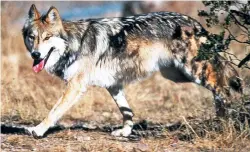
(22, 4, 243, 138)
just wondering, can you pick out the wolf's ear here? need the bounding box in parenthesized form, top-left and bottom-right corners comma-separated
(29, 4, 40, 20)
(45, 6, 61, 25)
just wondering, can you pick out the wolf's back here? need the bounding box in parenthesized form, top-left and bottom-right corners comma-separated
(98, 12, 208, 40)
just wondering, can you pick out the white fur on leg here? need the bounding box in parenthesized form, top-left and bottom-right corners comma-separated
(25, 123, 49, 137)
(107, 87, 134, 137)
(26, 86, 86, 138)
(111, 124, 133, 137)
(111, 120, 133, 137)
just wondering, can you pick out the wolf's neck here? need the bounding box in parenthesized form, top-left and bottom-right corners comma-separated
(49, 50, 80, 79)
(62, 21, 89, 52)
(46, 21, 89, 79)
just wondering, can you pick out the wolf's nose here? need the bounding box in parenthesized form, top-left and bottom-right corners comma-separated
(31, 51, 41, 59)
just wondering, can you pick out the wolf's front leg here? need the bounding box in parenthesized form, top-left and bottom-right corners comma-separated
(107, 85, 134, 137)
(26, 76, 86, 138)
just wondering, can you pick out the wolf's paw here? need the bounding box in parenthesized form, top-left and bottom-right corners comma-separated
(25, 126, 46, 139)
(111, 126, 132, 137)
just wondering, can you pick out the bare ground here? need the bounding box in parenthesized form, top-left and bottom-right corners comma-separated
(2, 116, 250, 152)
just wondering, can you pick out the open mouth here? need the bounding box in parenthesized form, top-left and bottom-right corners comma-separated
(32, 47, 55, 73)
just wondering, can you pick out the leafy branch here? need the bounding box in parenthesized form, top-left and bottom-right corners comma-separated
(198, 0, 250, 69)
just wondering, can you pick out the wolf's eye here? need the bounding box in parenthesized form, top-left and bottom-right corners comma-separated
(44, 36, 51, 41)
(28, 35, 35, 41)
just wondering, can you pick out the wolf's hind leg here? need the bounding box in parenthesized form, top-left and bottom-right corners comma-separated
(183, 61, 226, 117)
(107, 85, 134, 137)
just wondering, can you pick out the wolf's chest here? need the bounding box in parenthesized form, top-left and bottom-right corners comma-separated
(63, 62, 80, 81)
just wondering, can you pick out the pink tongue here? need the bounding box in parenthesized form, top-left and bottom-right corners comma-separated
(32, 59, 45, 73)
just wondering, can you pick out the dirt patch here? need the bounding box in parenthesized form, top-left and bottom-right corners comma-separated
(2, 110, 250, 151)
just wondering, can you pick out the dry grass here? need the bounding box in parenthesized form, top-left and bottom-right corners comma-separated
(1, 1, 250, 152)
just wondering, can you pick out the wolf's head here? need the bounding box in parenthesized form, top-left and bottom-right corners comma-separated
(22, 4, 67, 73)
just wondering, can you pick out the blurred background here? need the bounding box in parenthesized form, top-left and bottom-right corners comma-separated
(1, 0, 249, 129)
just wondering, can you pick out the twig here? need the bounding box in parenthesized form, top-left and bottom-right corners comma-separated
(182, 116, 200, 139)
(238, 53, 250, 68)
(230, 10, 250, 25)
(225, 28, 250, 44)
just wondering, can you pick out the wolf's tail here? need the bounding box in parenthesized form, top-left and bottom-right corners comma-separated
(215, 55, 243, 96)
(228, 75, 243, 93)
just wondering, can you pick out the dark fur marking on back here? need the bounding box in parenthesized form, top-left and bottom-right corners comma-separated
(172, 25, 182, 39)
(109, 32, 127, 53)
(81, 23, 98, 53)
